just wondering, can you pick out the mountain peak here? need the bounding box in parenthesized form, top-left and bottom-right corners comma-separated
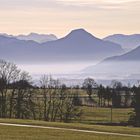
(71, 28, 87, 33)
(69, 28, 92, 35)
(66, 28, 97, 40)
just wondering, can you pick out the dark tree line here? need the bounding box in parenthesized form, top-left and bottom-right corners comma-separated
(39, 75, 82, 122)
(83, 78, 140, 126)
(129, 86, 140, 126)
(0, 60, 82, 122)
(82, 79, 132, 108)
(0, 60, 140, 126)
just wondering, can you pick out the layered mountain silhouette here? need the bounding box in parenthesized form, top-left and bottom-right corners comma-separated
(0, 33, 57, 43)
(0, 29, 123, 63)
(39, 29, 123, 62)
(84, 45, 140, 76)
(16, 33, 57, 43)
(103, 34, 140, 51)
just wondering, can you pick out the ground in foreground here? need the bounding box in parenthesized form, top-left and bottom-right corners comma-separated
(0, 119, 140, 140)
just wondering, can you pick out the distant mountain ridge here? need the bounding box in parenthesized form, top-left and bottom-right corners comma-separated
(0, 28, 123, 63)
(103, 46, 140, 62)
(103, 34, 140, 51)
(83, 45, 140, 77)
(0, 32, 58, 43)
(16, 33, 57, 43)
(40, 29, 123, 61)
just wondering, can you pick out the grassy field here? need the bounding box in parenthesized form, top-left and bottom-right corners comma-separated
(0, 119, 140, 135)
(0, 106, 137, 140)
(80, 107, 132, 124)
(1, 124, 140, 140)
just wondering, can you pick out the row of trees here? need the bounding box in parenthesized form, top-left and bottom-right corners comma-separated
(0, 59, 31, 118)
(39, 76, 82, 122)
(129, 86, 140, 126)
(82, 78, 133, 108)
(82, 78, 140, 126)
(0, 60, 81, 122)
(0, 59, 140, 126)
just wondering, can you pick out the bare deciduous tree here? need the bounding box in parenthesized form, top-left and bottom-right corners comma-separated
(0, 59, 20, 118)
(83, 78, 97, 99)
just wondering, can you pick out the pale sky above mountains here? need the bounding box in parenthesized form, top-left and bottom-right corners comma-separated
(0, 0, 139, 38)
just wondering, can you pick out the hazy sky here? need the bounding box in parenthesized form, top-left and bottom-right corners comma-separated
(0, 0, 140, 38)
